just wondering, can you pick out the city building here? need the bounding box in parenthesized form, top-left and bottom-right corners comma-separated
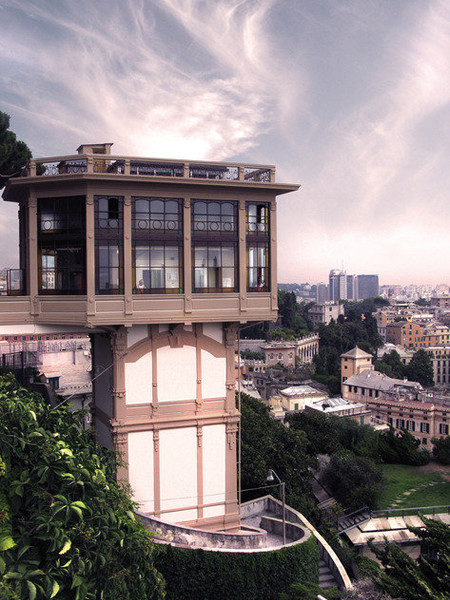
(329, 269, 347, 302)
(0, 142, 298, 532)
(315, 282, 329, 303)
(268, 385, 370, 424)
(261, 335, 319, 368)
(424, 346, 450, 387)
(340, 346, 374, 387)
(376, 343, 414, 366)
(0, 327, 91, 406)
(309, 302, 344, 329)
(341, 347, 450, 447)
(355, 274, 379, 300)
(346, 274, 355, 300)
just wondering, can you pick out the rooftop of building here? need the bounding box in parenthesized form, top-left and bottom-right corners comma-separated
(278, 384, 327, 399)
(367, 395, 448, 411)
(340, 346, 373, 359)
(4, 142, 299, 201)
(344, 369, 423, 392)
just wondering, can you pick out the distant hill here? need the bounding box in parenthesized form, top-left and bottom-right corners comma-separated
(278, 283, 302, 292)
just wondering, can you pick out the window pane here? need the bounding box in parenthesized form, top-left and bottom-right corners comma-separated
(150, 269, 163, 288)
(109, 246, 119, 267)
(165, 247, 179, 266)
(195, 268, 207, 288)
(150, 247, 164, 267)
(135, 247, 149, 266)
(222, 268, 234, 288)
(208, 247, 221, 267)
(165, 268, 179, 288)
(195, 247, 208, 266)
(222, 246, 235, 267)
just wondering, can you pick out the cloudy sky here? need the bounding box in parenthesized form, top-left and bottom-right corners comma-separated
(1, 0, 450, 286)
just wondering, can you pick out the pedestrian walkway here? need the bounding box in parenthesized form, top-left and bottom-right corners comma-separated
(345, 512, 450, 549)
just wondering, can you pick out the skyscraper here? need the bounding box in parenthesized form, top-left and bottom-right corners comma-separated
(329, 269, 347, 301)
(356, 274, 379, 300)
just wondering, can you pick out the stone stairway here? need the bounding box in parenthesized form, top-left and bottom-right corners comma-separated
(337, 507, 370, 533)
(318, 559, 337, 590)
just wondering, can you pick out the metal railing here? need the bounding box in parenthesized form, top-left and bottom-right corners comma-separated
(21, 154, 276, 183)
(370, 505, 450, 519)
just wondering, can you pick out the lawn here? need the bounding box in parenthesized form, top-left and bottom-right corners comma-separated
(377, 463, 450, 510)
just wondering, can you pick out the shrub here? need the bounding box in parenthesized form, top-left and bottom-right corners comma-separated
(155, 535, 318, 600)
(0, 374, 164, 600)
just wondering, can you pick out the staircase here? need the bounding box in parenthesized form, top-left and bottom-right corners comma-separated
(337, 507, 370, 533)
(318, 559, 338, 590)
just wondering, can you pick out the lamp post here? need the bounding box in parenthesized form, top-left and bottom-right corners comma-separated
(267, 469, 286, 545)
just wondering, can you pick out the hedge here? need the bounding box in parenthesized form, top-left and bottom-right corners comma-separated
(155, 535, 318, 600)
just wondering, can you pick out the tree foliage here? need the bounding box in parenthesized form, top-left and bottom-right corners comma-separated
(0, 111, 32, 189)
(239, 392, 317, 518)
(0, 374, 164, 600)
(322, 453, 384, 511)
(432, 436, 450, 465)
(374, 350, 405, 380)
(276, 291, 312, 336)
(369, 517, 450, 600)
(405, 349, 434, 387)
(344, 298, 390, 321)
(378, 427, 430, 465)
(312, 312, 382, 395)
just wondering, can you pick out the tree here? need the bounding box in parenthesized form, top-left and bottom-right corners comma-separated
(369, 517, 450, 600)
(432, 436, 450, 465)
(374, 350, 405, 380)
(239, 392, 318, 519)
(379, 427, 430, 465)
(322, 453, 384, 510)
(287, 411, 341, 456)
(0, 374, 165, 600)
(277, 290, 310, 336)
(405, 349, 434, 387)
(0, 111, 32, 189)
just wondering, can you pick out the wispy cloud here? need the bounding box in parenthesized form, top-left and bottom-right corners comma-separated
(0, 0, 304, 160)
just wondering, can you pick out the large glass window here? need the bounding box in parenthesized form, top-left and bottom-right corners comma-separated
(192, 201, 237, 235)
(134, 244, 182, 293)
(193, 243, 237, 292)
(246, 202, 270, 291)
(191, 200, 238, 293)
(95, 196, 123, 294)
(247, 243, 269, 292)
(133, 198, 181, 233)
(246, 202, 269, 235)
(132, 197, 182, 293)
(38, 197, 86, 294)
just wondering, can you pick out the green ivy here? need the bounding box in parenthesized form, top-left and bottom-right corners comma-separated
(155, 535, 318, 600)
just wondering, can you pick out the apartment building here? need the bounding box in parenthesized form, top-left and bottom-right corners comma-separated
(309, 302, 344, 329)
(340, 347, 450, 447)
(367, 394, 449, 448)
(0, 142, 298, 531)
(424, 346, 450, 386)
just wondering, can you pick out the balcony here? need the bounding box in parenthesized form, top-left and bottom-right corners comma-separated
(20, 155, 276, 184)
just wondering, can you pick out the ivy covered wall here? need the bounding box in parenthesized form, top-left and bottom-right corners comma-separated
(155, 535, 319, 600)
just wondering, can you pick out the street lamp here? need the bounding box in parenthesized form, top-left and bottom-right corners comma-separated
(267, 469, 286, 545)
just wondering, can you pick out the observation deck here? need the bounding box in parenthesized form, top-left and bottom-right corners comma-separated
(1, 144, 298, 328)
